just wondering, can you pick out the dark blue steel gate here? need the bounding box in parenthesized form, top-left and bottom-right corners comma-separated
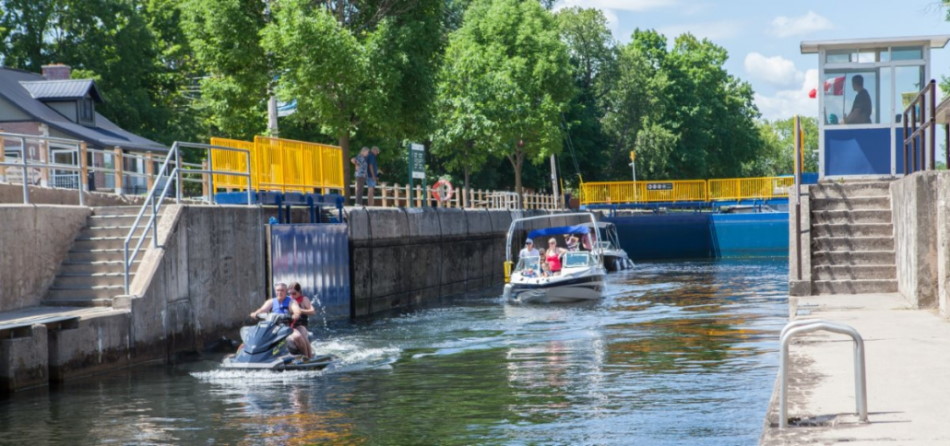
(269, 224, 351, 322)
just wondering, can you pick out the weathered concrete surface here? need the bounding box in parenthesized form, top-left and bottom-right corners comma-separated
(117, 205, 266, 363)
(0, 205, 89, 311)
(938, 174, 950, 318)
(891, 172, 937, 308)
(349, 207, 552, 318)
(47, 310, 130, 381)
(0, 182, 145, 206)
(0, 324, 48, 392)
(788, 185, 811, 296)
(761, 293, 950, 445)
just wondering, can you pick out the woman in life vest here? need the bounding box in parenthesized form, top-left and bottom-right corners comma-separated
(287, 282, 317, 359)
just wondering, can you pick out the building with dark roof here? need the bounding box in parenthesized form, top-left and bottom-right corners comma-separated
(0, 64, 167, 192)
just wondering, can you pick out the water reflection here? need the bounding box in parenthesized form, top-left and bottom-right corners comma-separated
(0, 259, 787, 445)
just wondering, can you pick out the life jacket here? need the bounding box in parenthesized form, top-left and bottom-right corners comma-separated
(272, 296, 293, 315)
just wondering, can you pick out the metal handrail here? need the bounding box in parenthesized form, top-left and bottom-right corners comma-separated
(779, 319, 867, 428)
(902, 80, 937, 174)
(0, 132, 85, 205)
(122, 142, 253, 294)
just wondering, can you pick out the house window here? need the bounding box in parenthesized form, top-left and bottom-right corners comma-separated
(79, 99, 94, 123)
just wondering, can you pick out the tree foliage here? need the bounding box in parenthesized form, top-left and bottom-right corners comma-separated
(434, 0, 572, 196)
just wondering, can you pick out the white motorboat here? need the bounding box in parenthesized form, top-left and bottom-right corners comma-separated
(503, 213, 606, 304)
(589, 221, 634, 272)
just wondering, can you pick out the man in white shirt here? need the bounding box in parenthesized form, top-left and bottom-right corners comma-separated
(519, 238, 539, 258)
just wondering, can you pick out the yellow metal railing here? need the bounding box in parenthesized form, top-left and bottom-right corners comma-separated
(209, 136, 344, 194)
(580, 176, 794, 205)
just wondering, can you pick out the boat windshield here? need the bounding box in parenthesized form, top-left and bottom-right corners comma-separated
(516, 256, 541, 272)
(563, 252, 591, 268)
(594, 241, 615, 250)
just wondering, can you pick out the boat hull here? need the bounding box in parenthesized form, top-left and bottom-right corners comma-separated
(504, 273, 605, 304)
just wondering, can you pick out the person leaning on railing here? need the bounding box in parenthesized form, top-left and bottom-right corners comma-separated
(350, 147, 370, 206)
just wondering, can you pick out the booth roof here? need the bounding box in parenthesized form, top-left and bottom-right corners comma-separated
(801, 34, 950, 54)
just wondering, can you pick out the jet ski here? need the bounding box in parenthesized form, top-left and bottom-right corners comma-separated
(221, 313, 333, 371)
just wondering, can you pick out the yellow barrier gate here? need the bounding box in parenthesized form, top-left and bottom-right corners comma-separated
(210, 136, 344, 194)
(580, 176, 795, 205)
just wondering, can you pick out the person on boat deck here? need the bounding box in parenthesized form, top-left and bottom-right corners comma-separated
(287, 282, 317, 359)
(546, 238, 567, 274)
(519, 238, 539, 259)
(564, 234, 580, 251)
(249, 283, 309, 356)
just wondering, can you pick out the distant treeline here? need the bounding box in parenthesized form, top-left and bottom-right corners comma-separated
(0, 0, 820, 193)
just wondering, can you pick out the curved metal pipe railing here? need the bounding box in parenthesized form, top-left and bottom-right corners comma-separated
(779, 319, 867, 428)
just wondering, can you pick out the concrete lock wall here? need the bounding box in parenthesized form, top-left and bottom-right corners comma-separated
(891, 172, 939, 309)
(348, 207, 553, 318)
(117, 204, 266, 362)
(0, 204, 90, 311)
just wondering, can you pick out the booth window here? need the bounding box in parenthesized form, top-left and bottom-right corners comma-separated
(823, 71, 878, 125)
(895, 66, 925, 121)
(892, 46, 923, 61)
(825, 48, 888, 64)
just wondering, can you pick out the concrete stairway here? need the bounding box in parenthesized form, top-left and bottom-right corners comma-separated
(810, 182, 897, 294)
(44, 206, 149, 307)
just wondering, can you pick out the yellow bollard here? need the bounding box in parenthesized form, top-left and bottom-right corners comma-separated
(504, 261, 513, 284)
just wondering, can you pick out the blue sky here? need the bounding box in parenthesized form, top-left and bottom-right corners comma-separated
(555, 0, 950, 121)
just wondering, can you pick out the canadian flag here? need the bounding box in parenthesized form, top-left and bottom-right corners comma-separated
(808, 75, 846, 98)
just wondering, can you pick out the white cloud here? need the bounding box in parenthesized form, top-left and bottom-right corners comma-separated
(744, 52, 802, 87)
(657, 21, 742, 42)
(754, 69, 820, 120)
(769, 11, 833, 38)
(555, 0, 676, 12)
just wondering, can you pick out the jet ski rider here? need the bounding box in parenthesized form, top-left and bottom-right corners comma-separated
(249, 282, 310, 357)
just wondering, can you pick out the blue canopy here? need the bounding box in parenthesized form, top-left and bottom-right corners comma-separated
(527, 225, 590, 240)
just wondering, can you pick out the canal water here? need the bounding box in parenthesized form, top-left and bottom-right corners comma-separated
(0, 259, 788, 445)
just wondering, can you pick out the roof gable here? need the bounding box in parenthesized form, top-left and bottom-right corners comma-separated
(19, 79, 103, 103)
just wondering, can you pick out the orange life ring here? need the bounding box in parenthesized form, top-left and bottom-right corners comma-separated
(431, 179, 454, 201)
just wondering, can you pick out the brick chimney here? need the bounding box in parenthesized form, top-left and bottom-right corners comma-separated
(41, 64, 71, 81)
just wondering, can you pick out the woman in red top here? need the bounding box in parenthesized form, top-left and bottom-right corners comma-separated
(545, 238, 567, 274)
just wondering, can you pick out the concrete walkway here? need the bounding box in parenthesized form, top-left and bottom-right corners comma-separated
(761, 293, 950, 445)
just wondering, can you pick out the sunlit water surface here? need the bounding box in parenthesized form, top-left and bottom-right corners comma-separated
(0, 259, 788, 445)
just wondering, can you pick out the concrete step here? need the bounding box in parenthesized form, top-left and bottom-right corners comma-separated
(72, 235, 151, 251)
(812, 223, 893, 238)
(813, 279, 898, 295)
(45, 284, 124, 302)
(91, 206, 144, 217)
(810, 196, 890, 211)
(811, 209, 892, 224)
(812, 236, 895, 252)
(810, 182, 892, 199)
(813, 264, 897, 280)
(41, 296, 115, 307)
(88, 214, 142, 227)
(52, 272, 129, 288)
(60, 259, 139, 274)
(66, 248, 125, 262)
(82, 225, 149, 239)
(812, 250, 896, 266)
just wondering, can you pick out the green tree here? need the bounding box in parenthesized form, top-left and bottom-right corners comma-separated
(555, 7, 617, 187)
(262, 0, 445, 197)
(0, 0, 189, 144)
(180, 0, 269, 139)
(753, 116, 819, 175)
(436, 0, 572, 200)
(601, 29, 667, 180)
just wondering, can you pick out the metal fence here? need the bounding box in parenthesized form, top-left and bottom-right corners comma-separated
(209, 135, 344, 194)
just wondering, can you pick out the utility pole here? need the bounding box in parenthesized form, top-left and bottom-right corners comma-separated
(549, 154, 559, 208)
(264, 0, 279, 137)
(629, 150, 637, 202)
